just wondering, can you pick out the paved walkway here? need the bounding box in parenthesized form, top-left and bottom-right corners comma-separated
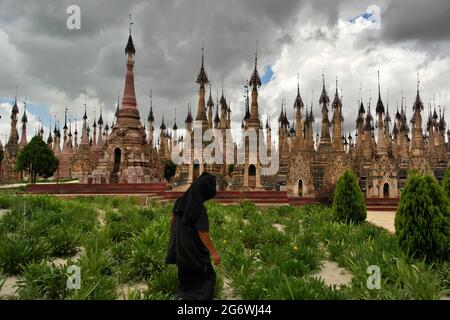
(367, 211, 396, 233)
(0, 180, 79, 189)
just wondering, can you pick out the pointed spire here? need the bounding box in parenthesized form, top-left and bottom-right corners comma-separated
(21, 99, 28, 123)
(115, 94, 120, 117)
(385, 94, 391, 123)
(40, 120, 44, 137)
(125, 13, 135, 55)
(160, 114, 166, 130)
(214, 101, 220, 128)
(331, 75, 342, 109)
(196, 42, 209, 84)
(309, 90, 315, 123)
(319, 73, 330, 105)
(376, 70, 385, 114)
(93, 109, 97, 128)
(173, 108, 178, 130)
(98, 108, 103, 126)
(148, 90, 154, 122)
(63, 107, 68, 129)
(83, 104, 87, 120)
(207, 83, 214, 109)
(248, 40, 261, 88)
(413, 72, 424, 112)
(185, 98, 193, 124)
(294, 73, 304, 109)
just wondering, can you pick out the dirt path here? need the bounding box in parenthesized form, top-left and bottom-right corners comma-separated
(312, 242, 353, 288)
(221, 277, 240, 300)
(49, 247, 86, 267)
(0, 276, 20, 298)
(116, 282, 148, 300)
(313, 260, 353, 287)
(367, 211, 396, 233)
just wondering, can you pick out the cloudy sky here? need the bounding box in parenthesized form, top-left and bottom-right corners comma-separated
(1, 0, 450, 146)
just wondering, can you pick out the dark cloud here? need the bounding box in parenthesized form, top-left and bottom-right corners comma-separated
(382, 0, 450, 43)
(0, 0, 449, 142)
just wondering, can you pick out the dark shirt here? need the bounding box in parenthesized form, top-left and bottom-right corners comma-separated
(165, 205, 211, 272)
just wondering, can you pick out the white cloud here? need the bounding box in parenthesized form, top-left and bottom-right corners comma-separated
(257, 15, 450, 141)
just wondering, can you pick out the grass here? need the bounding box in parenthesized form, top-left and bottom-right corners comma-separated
(0, 193, 448, 300)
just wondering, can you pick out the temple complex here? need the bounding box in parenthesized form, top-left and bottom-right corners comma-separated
(1, 24, 448, 199)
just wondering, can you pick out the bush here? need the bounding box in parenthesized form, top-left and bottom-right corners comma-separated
(0, 192, 13, 209)
(16, 261, 69, 299)
(395, 173, 450, 261)
(441, 164, 450, 200)
(0, 234, 50, 275)
(332, 170, 366, 224)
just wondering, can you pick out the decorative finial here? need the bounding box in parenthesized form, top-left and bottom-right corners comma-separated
(378, 70, 381, 96)
(417, 72, 420, 94)
(129, 12, 134, 35)
(359, 82, 363, 103)
(297, 73, 300, 93)
(201, 40, 205, 67)
(255, 40, 258, 67)
(149, 89, 152, 109)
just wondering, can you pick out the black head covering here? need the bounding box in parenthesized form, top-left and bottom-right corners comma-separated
(173, 172, 217, 224)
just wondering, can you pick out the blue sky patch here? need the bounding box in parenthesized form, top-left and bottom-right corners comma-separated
(261, 65, 274, 85)
(0, 97, 50, 124)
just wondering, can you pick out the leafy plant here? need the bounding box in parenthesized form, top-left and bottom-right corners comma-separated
(332, 170, 366, 224)
(16, 261, 69, 299)
(16, 136, 59, 183)
(0, 234, 50, 275)
(395, 173, 450, 261)
(441, 164, 450, 200)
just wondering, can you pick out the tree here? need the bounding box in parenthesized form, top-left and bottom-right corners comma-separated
(441, 164, 450, 200)
(16, 136, 59, 184)
(164, 160, 176, 181)
(332, 170, 367, 224)
(395, 173, 450, 261)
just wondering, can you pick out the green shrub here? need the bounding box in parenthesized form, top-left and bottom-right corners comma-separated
(0, 192, 13, 209)
(395, 174, 450, 261)
(16, 261, 69, 299)
(0, 234, 50, 275)
(120, 226, 167, 281)
(147, 265, 177, 297)
(272, 275, 348, 300)
(46, 226, 81, 257)
(332, 170, 366, 224)
(441, 164, 450, 200)
(68, 275, 117, 300)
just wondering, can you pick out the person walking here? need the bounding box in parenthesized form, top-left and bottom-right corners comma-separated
(165, 172, 221, 300)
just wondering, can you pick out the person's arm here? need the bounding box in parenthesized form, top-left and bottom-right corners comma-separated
(198, 231, 221, 266)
